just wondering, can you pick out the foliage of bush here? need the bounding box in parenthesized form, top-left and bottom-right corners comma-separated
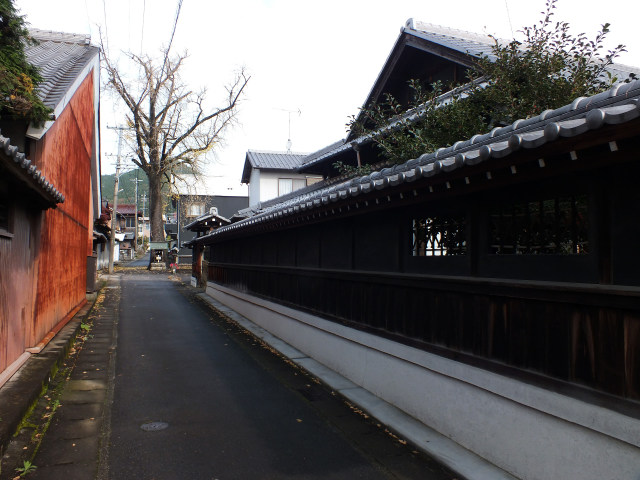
(0, 0, 51, 125)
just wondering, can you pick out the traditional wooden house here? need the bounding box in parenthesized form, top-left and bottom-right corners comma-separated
(0, 30, 100, 385)
(184, 211, 231, 286)
(113, 203, 140, 259)
(195, 21, 640, 480)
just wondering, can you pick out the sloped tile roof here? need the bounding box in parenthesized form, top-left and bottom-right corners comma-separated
(198, 80, 640, 241)
(406, 20, 497, 59)
(301, 21, 640, 173)
(0, 130, 64, 204)
(246, 150, 307, 170)
(116, 204, 139, 215)
(26, 29, 99, 110)
(241, 150, 308, 183)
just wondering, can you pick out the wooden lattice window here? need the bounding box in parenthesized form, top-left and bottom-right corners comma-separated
(412, 215, 467, 256)
(489, 194, 589, 255)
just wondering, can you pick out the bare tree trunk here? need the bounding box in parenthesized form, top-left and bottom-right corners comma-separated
(148, 172, 164, 242)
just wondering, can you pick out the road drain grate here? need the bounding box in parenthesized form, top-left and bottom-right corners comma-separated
(140, 421, 169, 432)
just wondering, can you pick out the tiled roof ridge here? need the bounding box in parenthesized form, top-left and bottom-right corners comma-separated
(199, 79, 640, 241)
(247, 149, 308, 156)
(406, 19, 499, 46)
(406, 20, 638, 76)
(0, 131, 64, 204)
(29, 28, 92, 46)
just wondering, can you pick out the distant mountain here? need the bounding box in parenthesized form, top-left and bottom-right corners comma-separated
(100, 169, 178, 215)
(101, 168, 150, 212)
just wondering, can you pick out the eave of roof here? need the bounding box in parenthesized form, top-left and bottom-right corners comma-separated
(0, 131, 65, 205)
(308, 20, 640, 172)
(298, 81, 482, 172)
(184, 212, 231, 231)
(196, 80, 640, 243)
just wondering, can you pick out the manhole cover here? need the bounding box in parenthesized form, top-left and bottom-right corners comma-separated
(140, 421, 169, 432)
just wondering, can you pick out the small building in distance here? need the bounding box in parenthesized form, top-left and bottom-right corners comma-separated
(113, 203, 141, 260)
(172, 173, 248, 265)
(241, 150, 322, 207)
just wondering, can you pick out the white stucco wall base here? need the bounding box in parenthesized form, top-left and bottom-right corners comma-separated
(205, 282, 640, 480)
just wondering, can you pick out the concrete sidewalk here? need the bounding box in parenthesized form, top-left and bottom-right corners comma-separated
(0, 275, 120, 480)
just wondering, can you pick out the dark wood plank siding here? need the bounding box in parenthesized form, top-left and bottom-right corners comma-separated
(0, 203, 41, 372)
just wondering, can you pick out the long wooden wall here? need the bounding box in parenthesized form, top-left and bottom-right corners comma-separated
(30, 72, 95, 345)
(207, 158, 640, 408)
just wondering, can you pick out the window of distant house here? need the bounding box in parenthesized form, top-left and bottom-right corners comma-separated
(411, 215, 467, 256)
(489, 194, 589, 255)
(125, 217, 135, 228)
(188, 203, 205, 217)
(278, 178, 308, 196)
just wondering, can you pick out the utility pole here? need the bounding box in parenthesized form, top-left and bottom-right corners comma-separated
(132, 171, 144, 250)
(107, 125, 128, 274)
(141, 193, 147, 248)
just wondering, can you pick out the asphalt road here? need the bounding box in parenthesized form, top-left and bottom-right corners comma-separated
(126, 253, 150, 267)
(107, 274, 456, 480)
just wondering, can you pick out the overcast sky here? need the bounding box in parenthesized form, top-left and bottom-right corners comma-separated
(17, 0, 639, 185)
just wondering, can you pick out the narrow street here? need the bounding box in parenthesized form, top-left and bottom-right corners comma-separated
(9, 270, 456, 480)
(107, 273, 455, 479)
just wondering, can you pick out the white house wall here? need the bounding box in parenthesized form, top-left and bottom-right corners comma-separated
(249, 170, 319, 206)
(248, 169, 262, 206)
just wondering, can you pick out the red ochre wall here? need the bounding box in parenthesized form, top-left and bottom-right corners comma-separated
(30, 71, 95, 345)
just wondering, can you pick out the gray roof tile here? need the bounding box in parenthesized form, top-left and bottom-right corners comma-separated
(405, 20, 498, 59)
(246, 150, 307, 170)
(198, 79, 640, 241)
(299, 22, 639, 173)
(241, 150, 309, 183)
(26, 29, 99, 110)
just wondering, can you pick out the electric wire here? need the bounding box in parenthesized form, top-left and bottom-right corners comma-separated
(140, 0, 146, 54)
(159, 0, 183, 78)
(101, 0, 109, 55)
(504, 0, 515, 38)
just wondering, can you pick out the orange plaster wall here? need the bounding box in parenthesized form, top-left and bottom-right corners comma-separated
(30, 73, 95, 344)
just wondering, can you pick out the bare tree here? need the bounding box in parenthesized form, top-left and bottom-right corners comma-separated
(102, 47, 249, 243)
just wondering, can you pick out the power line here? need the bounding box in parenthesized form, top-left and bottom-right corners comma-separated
(159, 0, 183, 81)
(140, 0, 146, 54)
(166, 0, 183, 56)
(504, 0, 515, 38)
(101, 0, 109, 54)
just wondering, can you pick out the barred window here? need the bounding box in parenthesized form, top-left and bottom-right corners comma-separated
(412, 215, 467, 256)
(489, 194, 589, 255)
